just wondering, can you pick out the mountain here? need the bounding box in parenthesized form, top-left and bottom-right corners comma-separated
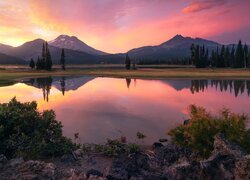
(0, 52, 25, 64)
(0, 38, 123, 64)
(49, 35, 108, 56)
(128, 35, 220, 61)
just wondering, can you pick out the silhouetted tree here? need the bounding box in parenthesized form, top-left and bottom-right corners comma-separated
(36, 56, 41, 70)
(230, 45, 235, 68)
(235, 40, 244, 68)
(61, 48, 66, 70)
(125, 54, 131, 70)
(244, 44, 248, 68)
(224, 46, 230, 67)
(29, 58, 35, 69)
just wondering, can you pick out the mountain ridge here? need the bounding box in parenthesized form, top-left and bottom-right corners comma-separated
(49, 35, 108, 56)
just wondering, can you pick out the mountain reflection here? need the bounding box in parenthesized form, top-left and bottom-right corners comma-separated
(23, 77, 250, 102)
(191, 80, 250, 97)
(24, 76, 94, 102)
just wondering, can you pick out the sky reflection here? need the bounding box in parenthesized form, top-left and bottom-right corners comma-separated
(0, 77, 249, 144)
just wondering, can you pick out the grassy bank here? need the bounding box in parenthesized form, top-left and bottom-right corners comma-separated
(1, 68, 250, 85)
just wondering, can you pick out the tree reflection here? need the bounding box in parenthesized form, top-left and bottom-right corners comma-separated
(191, 80, 250, 97)
(60, 77, 66, 96)
(126, 78, 131, 89)
(36, 77, 52, 102)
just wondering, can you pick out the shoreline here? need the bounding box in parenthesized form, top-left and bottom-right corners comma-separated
(1, 67, 250, 86)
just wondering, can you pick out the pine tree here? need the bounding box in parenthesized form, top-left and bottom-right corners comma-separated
(36, 56, 41, 70)
(244, 44, 248, 68)
(190, 44, 196, 65)
(235, 40, 244, 68)
(219, 45, 225, 67)
(45, 42, 52, 70)
(60, 48, 65, 70)
(125, 53, 131, 70)
(230, 45, 235, 68)
(29, 58, 35, 69)
(224, 46, 230, 67)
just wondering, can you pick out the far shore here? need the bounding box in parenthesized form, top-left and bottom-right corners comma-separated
(1, 65, 250, 85)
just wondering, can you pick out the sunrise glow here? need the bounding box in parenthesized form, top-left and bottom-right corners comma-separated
(0, 0, 250, 53)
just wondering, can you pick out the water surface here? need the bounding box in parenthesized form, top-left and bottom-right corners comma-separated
(0, 76, 249, 144)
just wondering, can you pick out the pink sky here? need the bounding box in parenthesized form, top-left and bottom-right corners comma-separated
(0, 0, 250, 53)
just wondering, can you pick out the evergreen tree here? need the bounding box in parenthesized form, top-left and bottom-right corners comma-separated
(60, 48, 66, 70)
(45, 42, 52, 70)
(244, 44, 248, 68)
(29, 58, 35, 69)
(230, 45, 235, 68)
(125, 53, 131, 70)
(235, 40, 244, 68)
(224, 47, 230, 67)
(219, 45, 225, 67)
(36, 56, 41, 70)
(190, 44, 196, 65)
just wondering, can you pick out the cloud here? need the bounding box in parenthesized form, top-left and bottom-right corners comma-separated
(182, 0, 228, 14)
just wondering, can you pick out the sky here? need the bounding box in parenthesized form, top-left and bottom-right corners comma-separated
(0, 0, 250, 53)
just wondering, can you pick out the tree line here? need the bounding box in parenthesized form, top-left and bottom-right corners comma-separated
(29, 42, 66, 70)
(191, 40, 249, 68)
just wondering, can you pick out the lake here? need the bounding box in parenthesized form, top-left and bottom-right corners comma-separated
(0, 76, 250, 144)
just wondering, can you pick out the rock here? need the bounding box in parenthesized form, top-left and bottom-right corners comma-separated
(61, 153, 75, 163)
(73, 148, 84, 158)
(152, 142, 163, 149)
(212, 133, 246, 158)
(86, 169, 103, 178)
(0, 154, 7, 169)
(14, 160, 56, 179)
(107, 160, 128, 180)
(8, 157, 24, 167)
(234, 155, 250, 179)
(159, 138, 168, 143)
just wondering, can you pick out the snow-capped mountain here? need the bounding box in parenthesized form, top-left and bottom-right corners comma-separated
(49, 35, 108, 56)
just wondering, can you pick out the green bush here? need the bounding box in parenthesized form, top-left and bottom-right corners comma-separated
(0, 98, 77, 159)
(169, 105, 250, 158)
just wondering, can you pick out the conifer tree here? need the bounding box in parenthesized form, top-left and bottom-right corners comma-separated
(29, 58, 35, 69)
(244, 44, 248, 68)
(125, 53, 131, 70)
(224, 47, 230, 67)
(235, 40, 244, 68)
(230, 45, 235, 68)
(60, 48, 65, 70)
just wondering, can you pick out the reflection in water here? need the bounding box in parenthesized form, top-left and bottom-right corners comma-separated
(1, 77, 249, 144)
(191, 80, 250, 97)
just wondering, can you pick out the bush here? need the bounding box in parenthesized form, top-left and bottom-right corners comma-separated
(0, 98, 77, 159)
(169, 105, 250, 158)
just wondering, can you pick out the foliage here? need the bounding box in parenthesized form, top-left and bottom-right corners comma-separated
(29, 58, 35, 69)
(35, 41, 53, 70)
(125, 53, 131, 70)
(169, 105, 250, 158)
(82, 138, 141, 157)
(0, 98, 77, 159)
(61, 48, 66, 70)
(190, 40, 249, 68)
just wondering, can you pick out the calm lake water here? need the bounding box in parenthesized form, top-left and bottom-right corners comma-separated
(0, 76, 250, 144)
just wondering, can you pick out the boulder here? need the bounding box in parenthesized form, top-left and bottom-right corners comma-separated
(86, 169, 103, 178)
(234, 155, 250, 179)
(8, 157, 24, 168)
(106, 160, 128, 180)
(0, 154, 7, 169)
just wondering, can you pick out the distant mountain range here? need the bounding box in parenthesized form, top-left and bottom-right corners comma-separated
(0, 34, 247, 65)
(128, 35, 220, 61)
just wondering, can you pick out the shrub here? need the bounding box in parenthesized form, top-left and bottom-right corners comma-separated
(0, 98, 77, 159)
(169, 105, 250, 158)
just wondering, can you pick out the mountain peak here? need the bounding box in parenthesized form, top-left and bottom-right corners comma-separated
(49, 35, 108, 55)
(172, 34, 185, 40)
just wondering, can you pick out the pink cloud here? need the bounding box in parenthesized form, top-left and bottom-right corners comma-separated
(182, 0, 228, 14)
